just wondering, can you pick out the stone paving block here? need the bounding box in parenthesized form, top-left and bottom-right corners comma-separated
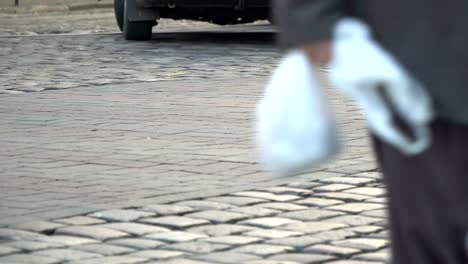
(342, 163, 378, 173)
(233, 192, 300, 202)
(89, 209, 155, 222)
(268, 253, 334, 263)
(259, 187, 312, 195)
(332, 238, 390, 251)
(0, 228, 47, 241)
(146, 231, 207, 243)
(268, 228, 355, 249)
(286, 181, 322, 190)
(240, 217, 300, 228)
(254, 202, 308, 212)
(318, 177, 376, 185)
(350, 172, 382, 179)
(36, 235, 98, 246)
(2, 240, 64, 251)
(318, 192, 371, 202)
(295, 198, 344, 207)
(33, 248, 102, 261)
(98, 222, 169, 236)
(139, 204, 195, 215)
(12, 221, 65, 234)
(345, 187, 386, 197)
(361, 209, 387, 218)
(55, 226, 129, 241)
(325, 215, 381, 226)
(175, 200, 234, 210)
(281, 221, 347, 234)
(66, 256, 147, 264)
(246, 261, 300, 264)
(205, 196, 267, 206)
(186, 210, 249, 223)
(344, 226, 384, 235)
(244, 229, 303, 239)
(228, 206, 280, 217)
(267, 235, 325, 248)
(195, 252, 261, 264)
(126, 249, 186, 260)
(353, 251, 390, 262)
(278, 209, 344, 221)
(109, 238, 165, 250)
(233, 244, 294, 256)
(314, 184, 356, 192)
(159, 259, 213, 264)
(306, 229, 356, 245)
(139, 216, 209, 229)
(188, 224, 258, 236)
(0, 253, 61, 264)
(54, 216, 106, 226)
(369, 230, 390, 239)
(73, 243, 135, 256)
(327, 203, 385, 213)
(162, 241, 231, 254)
(374, 219, 389, 228)
(366, 197, 387, 204)
(305, 244, 360, 256)
(0, 245, 21, 256)
(202, 235, 262, 245)
(327, 261, 377, 264)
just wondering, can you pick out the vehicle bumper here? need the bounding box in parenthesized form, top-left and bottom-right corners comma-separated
(139, 0, 270, 9)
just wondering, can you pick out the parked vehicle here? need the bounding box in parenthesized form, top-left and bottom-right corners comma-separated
(114, 0, 271, 40)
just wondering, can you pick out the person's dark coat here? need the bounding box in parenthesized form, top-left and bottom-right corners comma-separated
(273, 0, 468, 124)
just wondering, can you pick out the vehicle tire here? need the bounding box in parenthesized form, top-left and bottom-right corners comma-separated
(114, 0, 124, 31)
(122, 0, 154, 41)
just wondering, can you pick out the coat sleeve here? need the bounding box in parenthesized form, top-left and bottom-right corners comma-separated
(273, 0, 349, 46)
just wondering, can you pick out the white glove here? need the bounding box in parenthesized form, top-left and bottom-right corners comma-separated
(257, 50, 340, 177)
(329, 18, 434, 155)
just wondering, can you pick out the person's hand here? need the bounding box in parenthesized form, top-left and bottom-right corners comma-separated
(302, 41, 332, 66)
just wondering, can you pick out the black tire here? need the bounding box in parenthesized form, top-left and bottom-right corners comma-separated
(122, 0, 154, 41)
(114, 0, 124, 31)
(124, 20, 153, 41)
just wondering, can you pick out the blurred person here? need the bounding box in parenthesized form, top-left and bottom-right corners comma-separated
(273, 1, 468, 263)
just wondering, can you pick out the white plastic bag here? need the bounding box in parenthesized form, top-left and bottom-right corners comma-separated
(257, 50, 339, 177)
(329, 18, 434, 155)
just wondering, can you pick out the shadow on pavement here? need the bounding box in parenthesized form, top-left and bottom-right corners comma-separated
(147, 24, 276, 45)
(152, 31, 275, 45)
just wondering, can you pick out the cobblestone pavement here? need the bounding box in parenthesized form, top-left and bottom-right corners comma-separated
(0, 8, 255, 36)
(1, 26, 275, 93)
(0, 9, 124, 36)
(0, 21, 386, 263)
(0, 0, 108, 7)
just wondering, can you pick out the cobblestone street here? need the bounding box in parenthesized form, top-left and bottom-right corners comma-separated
(0, 10, 386, 264)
